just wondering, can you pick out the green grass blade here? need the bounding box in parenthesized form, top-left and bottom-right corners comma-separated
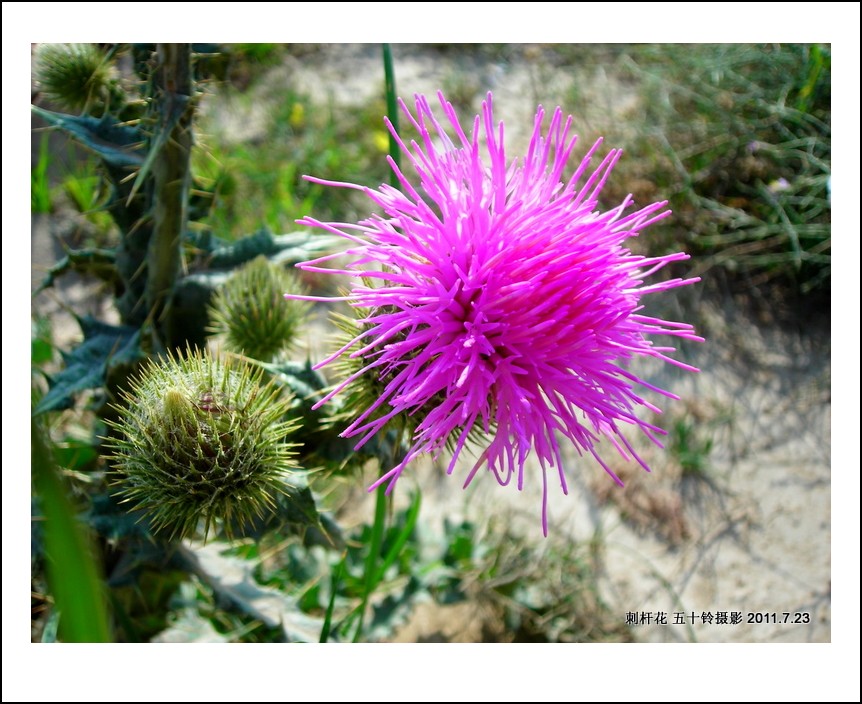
(352, 484, 387, 643)
(320, 559, 343, 643)
(31, 134, 52, 214)
(32, 418, 111, 642)
(374, 492, 421, 585)
(382, 43, 401, 183)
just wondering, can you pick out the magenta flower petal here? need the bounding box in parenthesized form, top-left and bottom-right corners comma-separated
(291, 91, 702, 535)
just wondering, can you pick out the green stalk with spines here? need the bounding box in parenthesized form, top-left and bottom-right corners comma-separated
(32, 44, 152, 330)
(147, 43, 194, 352)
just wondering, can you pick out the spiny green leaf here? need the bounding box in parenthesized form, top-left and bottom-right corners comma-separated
(206, 228, 341, 269)
(258, 358, 359, 465)
(208, 228, 278, 268)
(259, 358, 328, 412)
(227, 473, 344, 550)
(34, 247, 118, 296)
(32, 105, 144, 168)
(34, 317, 140, 415)
(179, 542, 325, 642)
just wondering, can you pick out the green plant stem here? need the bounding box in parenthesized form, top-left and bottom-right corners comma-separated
(382, 43, 400, 185)
(373, 491, 421, 584)
(348, 44, 407, 644)
(320, 560, 343, 643)
(353, 480, 388, 642)
(147, 43, 193, 352)
(31, 134, 52, 214)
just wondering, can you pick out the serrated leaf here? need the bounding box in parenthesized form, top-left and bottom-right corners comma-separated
(280, 475, 323, 527)
(180, 542, 325, 643)
(34, 247, 118, 297)
(261, 358, 328, 410)
(183, 229, 228, 256)
(269, 232, 343, 266)
(32, 106, 144, 169)
(88, 492, 153, 546)
(260, 359, 361, 466)
(34, 317, 140, 415)
(207, 229, 342, 270)
(208, 228, 279, 268)
(228, 473, 344, 550)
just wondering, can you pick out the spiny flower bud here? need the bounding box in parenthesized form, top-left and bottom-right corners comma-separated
(321, 306, 484, 474)
(208, 256, 311, 362)
(33, 43, 119, 113)
(104, 349, 300, 540)
(303, 309, 408, 479)
(327, 308, 417, 436)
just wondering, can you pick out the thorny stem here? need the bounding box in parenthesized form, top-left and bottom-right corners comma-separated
(147, 43, 193, 352)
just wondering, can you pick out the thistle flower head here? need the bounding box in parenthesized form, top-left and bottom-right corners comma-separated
(33, 43, 117, 113)
(104, 348, 299, 540)
(292, 92, 702, 534)
(208, 256, 310, 362)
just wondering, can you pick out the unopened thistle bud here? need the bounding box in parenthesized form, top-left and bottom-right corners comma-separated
(34, 43, 119, 113)
(104, 349, 300, 540)
(313, 307, 426, 475)
(208, 256, 310, 362)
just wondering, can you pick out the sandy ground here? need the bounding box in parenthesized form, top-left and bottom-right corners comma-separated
(356, 292, 831, 643)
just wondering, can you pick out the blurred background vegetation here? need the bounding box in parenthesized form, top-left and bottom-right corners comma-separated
(196, 43, 831, 310)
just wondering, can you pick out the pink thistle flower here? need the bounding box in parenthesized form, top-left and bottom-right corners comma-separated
(291, 91, 702, 535)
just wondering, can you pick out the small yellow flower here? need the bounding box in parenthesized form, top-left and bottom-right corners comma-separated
(289, 102, 305, 129)
(372, 130, 390, 153)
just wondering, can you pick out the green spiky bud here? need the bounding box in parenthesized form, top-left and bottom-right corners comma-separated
(320, 307, 421, 472)
(104, 348, 300, 540)
(328, 308, 396, 430)
(324, 303, 488, 473)
(34, 43, 119, 113)
(208, 256, 311, 362)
